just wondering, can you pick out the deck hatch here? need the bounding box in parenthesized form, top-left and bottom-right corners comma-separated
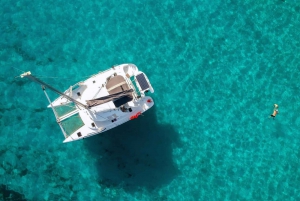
(136, 73, 149, 91)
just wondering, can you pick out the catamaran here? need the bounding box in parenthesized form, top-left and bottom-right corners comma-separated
(21, 64, 154, 143)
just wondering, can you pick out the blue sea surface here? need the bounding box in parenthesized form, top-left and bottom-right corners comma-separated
(1, 0, 300, 200)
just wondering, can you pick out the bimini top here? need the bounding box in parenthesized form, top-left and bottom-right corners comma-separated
(106, 75, 129, 94)
(86, 75, 133, 108)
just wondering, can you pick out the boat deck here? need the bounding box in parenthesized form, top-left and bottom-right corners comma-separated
(39, 64, 154, 143)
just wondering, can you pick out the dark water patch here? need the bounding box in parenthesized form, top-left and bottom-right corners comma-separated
(4, 74, 29, 87)
(85, 107, 181, 192)
(0, 105, 16, 112)
(272, 122, 286, 139)
(294, 6, 300, 12)
(34, 107, 46, 113)
(0, 149, 6, 158)
(0, 184, 27, 201)
(13, 42, 36, 62)
(19, 169, 28, 177)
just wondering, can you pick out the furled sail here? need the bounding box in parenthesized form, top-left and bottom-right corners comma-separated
(86, 89, 133, 107)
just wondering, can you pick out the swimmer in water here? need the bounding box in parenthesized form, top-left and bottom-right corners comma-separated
(270, 104, 279, 119)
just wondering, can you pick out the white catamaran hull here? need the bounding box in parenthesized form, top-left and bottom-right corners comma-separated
(21, 64, 155, 143)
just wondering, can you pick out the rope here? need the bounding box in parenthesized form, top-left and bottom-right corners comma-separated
(33, 74, 92, 81)
(12, 66, 92, 81)
(35, 76, 75, 80)
(12, 67, 25, 73)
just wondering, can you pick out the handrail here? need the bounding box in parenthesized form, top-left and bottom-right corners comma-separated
(124, 76, 141, 101)
(59, 109, 79, 122)
(42, 87, 69, 138)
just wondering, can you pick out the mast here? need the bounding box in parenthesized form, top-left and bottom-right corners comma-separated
(20, 71, 89, 109)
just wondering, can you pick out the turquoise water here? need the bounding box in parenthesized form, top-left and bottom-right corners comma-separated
(1, 0, 300, 200)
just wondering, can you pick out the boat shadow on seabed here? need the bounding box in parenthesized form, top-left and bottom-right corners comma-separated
(84, 106, 181, 192)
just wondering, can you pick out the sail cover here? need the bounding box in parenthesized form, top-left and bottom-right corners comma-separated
(86, 89, 133, 107)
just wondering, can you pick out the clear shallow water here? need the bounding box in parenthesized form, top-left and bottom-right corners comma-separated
(1, 0, 300, 200)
